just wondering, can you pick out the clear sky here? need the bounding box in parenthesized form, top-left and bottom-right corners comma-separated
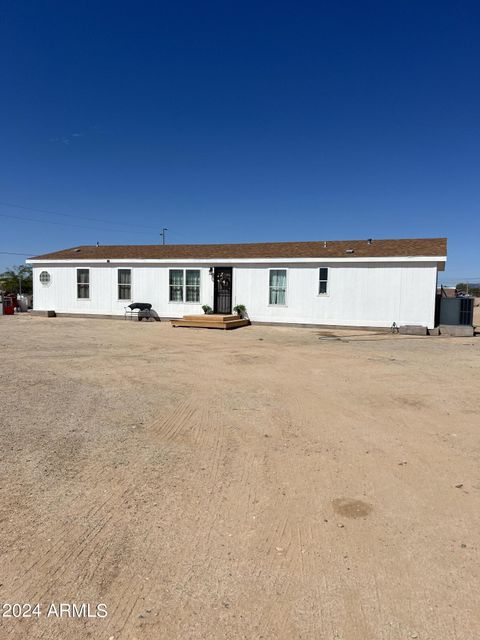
(1, 1, 479, 283)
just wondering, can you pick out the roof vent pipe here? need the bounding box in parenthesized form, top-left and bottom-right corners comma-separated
(367, 238, 372, 245)
(323, 241, 327, 248)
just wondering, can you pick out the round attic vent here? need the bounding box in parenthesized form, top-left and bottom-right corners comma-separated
(39, 271, 51, 285)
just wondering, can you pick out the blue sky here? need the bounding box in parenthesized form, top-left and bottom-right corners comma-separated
(1, 1, 479, 283)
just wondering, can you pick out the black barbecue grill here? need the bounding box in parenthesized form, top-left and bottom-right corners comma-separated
(124, 302, 152, 321)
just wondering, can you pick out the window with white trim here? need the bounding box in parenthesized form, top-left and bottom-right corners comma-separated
(169, 269, 200, 302)
(118, 269, 131, 300)
(319, 267, 328, 295)
(269, 269, 287, 305)
(77, 269, 90, 299)
(185, 269, 200, 302)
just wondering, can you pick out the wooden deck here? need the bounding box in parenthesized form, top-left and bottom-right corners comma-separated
(170, 314, 250, 330)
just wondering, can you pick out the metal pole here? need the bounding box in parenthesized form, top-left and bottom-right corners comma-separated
(160, 228, 168, 245)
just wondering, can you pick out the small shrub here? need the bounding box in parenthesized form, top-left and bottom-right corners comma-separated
(233, 304, 247, 318)
(202, 304, 213, 314)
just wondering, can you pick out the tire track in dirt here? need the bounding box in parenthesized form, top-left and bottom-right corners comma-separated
(19, 488, 133, 605)
(239, 392, 330, 639)
(68, 401, 198, 638)
(3, 434, 157, 640)
(149, 398, 198, 441)
(4, 357, 315, 639)
(258, 384, 383, 640)
(109, 399, 237, 638)
(152, 404, 230, 616)
(6, 489, 120, 594)
(77, 464, 196, 638)
(6, 458, 171, 639)
(105, 526, 165, 640)
(2, 429, 143, 568)
(100, 396, 215, 638)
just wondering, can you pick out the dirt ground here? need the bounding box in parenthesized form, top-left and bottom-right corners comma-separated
(0, 315, 479, 640)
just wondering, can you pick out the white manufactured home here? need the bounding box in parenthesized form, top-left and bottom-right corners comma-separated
(27, 238, 447, 329)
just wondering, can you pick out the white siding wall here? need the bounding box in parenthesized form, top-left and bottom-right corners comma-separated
(233, 262, 437, 327)
(32, 261, 438, 328)
(32, 264, 213, 317)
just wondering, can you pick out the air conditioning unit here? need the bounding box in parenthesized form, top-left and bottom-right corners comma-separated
(439, 296, 474, 326)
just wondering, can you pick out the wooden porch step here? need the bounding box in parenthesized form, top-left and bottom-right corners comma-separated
(171, 314, 249, 330)
(182, 314, 238, 322)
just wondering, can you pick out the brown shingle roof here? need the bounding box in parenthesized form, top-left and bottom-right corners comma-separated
(29, 238, 447, 261)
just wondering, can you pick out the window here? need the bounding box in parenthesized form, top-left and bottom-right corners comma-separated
(118, 269, 131, 300)
(77, 268, 90, 299)
(319, 267, 328, 295)
(186, 270, 200, 302)
(269, 269, 287, 305)
(169, 269, 184, 302)
(169, 269, 201, 302)
(39, 271, 50, 285)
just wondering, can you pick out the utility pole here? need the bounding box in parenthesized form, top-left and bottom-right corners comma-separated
(160, 228, 168, 245)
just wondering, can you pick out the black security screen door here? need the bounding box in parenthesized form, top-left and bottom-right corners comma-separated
(214, 267, 232, 314)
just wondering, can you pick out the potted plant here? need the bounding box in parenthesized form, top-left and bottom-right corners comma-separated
(202, 304, 213, 314)
(233, 304, 247, 318)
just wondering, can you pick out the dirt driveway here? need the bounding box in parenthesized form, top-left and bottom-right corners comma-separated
(0, 315, 479, 640)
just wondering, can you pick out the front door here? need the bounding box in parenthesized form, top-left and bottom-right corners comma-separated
(214, 267, 232, 314)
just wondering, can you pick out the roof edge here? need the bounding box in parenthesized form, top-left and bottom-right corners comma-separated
(27, 237, 448, 262)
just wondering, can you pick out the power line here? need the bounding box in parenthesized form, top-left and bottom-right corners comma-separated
(0, 251, 33, 256)
(0, 200, 192, 241)
(0, 211, 155, 235)
(0, 200, 159, 231)
(441, 277, 480, 282)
